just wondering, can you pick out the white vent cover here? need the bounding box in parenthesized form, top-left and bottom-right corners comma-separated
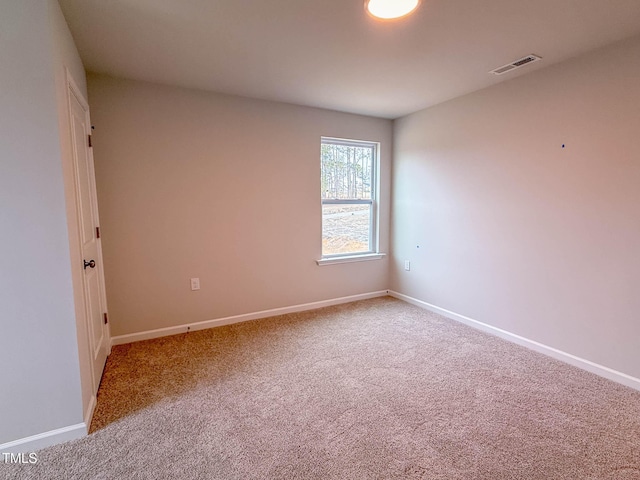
(490, 54, 542, 75)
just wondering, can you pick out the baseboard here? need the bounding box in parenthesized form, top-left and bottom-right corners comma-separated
(0, 423, 86, 454)
(389, 291, 640, 392)
(111, 290, 389, 346)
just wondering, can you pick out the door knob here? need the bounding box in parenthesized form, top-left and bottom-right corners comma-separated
(84, 259, 96, 269)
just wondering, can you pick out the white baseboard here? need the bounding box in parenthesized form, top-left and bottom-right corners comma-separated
(111, 291, 389, 346)
(0, 423, 86, 454)
(389, 291, 640, 392)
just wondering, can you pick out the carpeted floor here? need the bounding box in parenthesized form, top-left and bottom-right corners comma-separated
(2, 297, 640, 479)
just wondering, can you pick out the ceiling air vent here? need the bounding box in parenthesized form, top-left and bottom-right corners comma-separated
(490, 54, 542, 76)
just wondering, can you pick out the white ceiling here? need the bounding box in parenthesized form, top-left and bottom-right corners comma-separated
(59, 0, 640, 119)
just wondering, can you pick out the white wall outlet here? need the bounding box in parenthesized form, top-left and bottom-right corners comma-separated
(190, 277, 200, 291)
(404, 260, 410, 271)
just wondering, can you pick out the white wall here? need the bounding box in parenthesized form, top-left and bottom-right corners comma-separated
(0, 0, 83, 445)
(391, 35, 640, 380)
(87, 75, 392, 337)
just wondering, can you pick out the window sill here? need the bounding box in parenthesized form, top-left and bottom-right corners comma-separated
(316, 253, 386, 266)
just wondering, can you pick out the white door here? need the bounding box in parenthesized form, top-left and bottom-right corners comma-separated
(69, 82, 109, 393)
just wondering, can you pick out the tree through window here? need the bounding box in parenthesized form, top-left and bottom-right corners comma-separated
(321, 137, 378, 257)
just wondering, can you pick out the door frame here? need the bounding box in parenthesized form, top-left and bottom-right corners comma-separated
(65, 69, 110, 425)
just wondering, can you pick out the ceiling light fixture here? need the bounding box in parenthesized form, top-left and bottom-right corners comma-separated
(365, 0, 420, 20)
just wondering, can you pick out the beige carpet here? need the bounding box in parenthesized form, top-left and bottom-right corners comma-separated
(2, 297, 640, 479)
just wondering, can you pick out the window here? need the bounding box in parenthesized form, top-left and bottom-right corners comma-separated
(320, 137, 378, 259)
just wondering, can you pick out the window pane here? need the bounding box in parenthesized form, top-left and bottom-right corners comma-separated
(322, 204, 371, 255)
(321, 143, 373, 200)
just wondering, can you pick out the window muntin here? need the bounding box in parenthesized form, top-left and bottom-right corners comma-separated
(321, 138, 378, 257)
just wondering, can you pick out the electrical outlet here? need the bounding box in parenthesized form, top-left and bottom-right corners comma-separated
(404, 260, 410, 271)
(190, 277, 200, 291)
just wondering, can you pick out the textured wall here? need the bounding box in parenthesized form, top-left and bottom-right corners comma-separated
(0, 0, 83, 444)
(391, 35, 640, 379)
(88, 75, 392, 336)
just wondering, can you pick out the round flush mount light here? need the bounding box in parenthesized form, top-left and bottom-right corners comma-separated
(365, 0, 420, 20)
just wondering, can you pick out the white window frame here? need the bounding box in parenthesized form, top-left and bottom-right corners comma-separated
(318, 137, 384, 265)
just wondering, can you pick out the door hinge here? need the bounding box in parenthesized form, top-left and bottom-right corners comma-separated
(88, 135, 92, 147)
(103, 313, 108, 325)
(96, 226, 100, 238)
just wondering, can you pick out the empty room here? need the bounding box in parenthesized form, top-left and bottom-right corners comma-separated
(1, 0, 640, 478)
